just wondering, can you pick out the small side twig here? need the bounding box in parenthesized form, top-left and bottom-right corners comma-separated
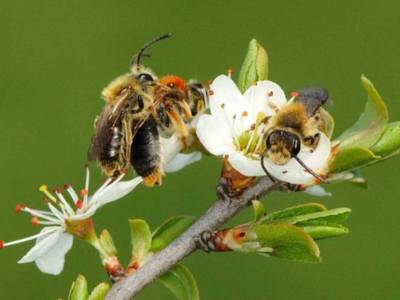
(106, 176, 279, 300)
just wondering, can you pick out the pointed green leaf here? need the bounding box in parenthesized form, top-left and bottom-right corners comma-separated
(68, 274, 89, 300)
(151, 216, 196, 252)
(264, 203, 327, 222)
(238, 39, 268, 92)
(98, 229, 117, 257)
(370, 121, 400, 157)
(330, 145, 380, 173)
(249, 224, 320, 262)
(159, 264, 200, 300)
(337, 75, 388, 148)
(252, 200, 266, 222)
(129, 219, 152, 262)
(300, 220, 349, 240)
(276, 208, 351, 225)
(87, 283, 110, 300)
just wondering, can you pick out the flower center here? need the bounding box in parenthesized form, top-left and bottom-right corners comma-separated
(235, 112, 268, 157)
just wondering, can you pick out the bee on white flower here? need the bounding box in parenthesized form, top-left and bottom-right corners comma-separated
(0, 168, 142, 275)
(196, 75, 333, 187)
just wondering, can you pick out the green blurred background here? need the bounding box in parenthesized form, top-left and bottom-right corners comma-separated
(1, 0, 399, 299)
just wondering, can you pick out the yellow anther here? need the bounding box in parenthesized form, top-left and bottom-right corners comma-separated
(39, 185, 48, 192)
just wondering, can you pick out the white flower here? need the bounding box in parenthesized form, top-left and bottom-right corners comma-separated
(196, 75, 332, 185)
(0, 168, 142, 275)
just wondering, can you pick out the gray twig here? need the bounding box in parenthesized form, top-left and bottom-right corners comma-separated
(106, 176, 279, 300)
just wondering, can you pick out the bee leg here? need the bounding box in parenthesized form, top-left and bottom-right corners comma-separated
(216, 183, 233, 204)
(143, 168, 164, 187)
(196, 230, 216, 253)
(166, 109, 189, 149)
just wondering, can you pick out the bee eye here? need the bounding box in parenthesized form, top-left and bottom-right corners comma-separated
(137, 73, 154, 82)
(167, 82, 175, 88)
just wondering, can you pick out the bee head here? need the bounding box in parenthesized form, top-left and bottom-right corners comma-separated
(265, 130, 301, 165)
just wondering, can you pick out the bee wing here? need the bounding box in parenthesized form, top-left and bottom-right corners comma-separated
(297, 87, 329, 117)
(87, 91, 132, 161)
(88, 104, 118, 161)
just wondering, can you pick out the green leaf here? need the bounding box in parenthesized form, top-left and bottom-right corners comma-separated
(87, 283, 110, 300)
(98, 229, 117, 257)
(238, 39, 268, 92)
(68, 274, 88, 300)
(264, 203, 327, 222)
(370, 121, 400, 157)
(252, 200, 266, 222)
(249, 224, 320, 262)
(276, 208, 351, 225)
(300, 220, 349, 240)
(337, 75, 388, 148)
(151, 216, 196, 252)
(129, 219, 152, 262)
(330, 145, 380, 173)
(159, 264, 200, 300)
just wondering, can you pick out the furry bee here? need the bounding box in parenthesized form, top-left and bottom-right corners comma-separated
(88, 34, 208, 186)
(261, 87, 330, 182)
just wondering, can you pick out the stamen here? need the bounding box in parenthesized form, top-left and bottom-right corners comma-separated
(39, 185, 58, 204)
(54, 189, 75, 216)
(47, 203, 65, 221)
(75, 199, 83, 209)
(31, 217, 39, 226)
(291, 91, 299, 97)
(23, 207, 60, 223)
(64, 185, 79, 205)
(227, 68, 234, 78)
(2, 228, 59, 247)
(83, 167, 90, 207)
(15, 204, 25, 213)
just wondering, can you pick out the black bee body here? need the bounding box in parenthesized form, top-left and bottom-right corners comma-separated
(130, 116, 161, 178)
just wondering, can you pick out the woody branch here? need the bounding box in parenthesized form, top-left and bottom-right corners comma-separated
(106, 176, 280, 300)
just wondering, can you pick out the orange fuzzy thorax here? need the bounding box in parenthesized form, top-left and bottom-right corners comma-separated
(159, 75, 187, 93)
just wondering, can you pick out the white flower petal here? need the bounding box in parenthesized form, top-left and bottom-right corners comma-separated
(196, 114, 236, 155)
(164, 152, 202, 173)
(161, 134, 181, 164)
(265, 133, 331, 185)
(90, 177, 143, 209)
(304, 185, 332, 197)
(18, 227, 62, 264)
(210, 75, 248, 118)
(244, 81, 287, 117)
(228, 152, 265, 177)
(35, 232, 73, 275)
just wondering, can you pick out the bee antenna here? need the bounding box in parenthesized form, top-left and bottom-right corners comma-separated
(260, 155, 276, 182)
(293, 156, 328, 183)
(132, 33, 173, 67)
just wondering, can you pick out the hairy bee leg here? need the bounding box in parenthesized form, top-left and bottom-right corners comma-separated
(196, 231, 217, 253)
(166, 109, 190, 149)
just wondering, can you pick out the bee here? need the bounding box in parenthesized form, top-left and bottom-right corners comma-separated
(261, 87, 330, 182)
(88, 34, 208, 186)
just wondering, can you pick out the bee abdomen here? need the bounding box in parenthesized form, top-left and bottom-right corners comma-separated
(131, 117, 161, 177)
